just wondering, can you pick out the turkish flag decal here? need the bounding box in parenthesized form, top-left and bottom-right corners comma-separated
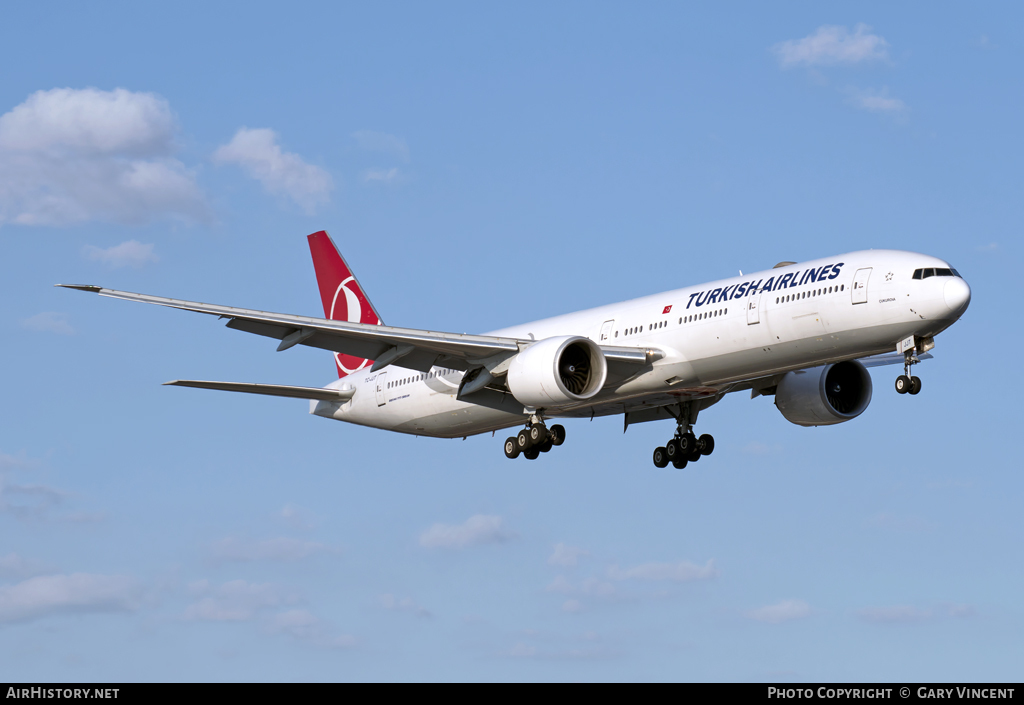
(663, 305, 672, 314)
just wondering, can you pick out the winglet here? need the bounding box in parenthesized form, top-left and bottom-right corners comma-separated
(55, 284, 103, 293)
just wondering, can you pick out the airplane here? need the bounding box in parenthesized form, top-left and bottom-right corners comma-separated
(60, 231, 971, 468)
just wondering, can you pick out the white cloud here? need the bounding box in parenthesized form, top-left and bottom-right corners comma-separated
(419, 514, 514, 549)
(352, 130, 409, 161)
(858, 603, 974, 624)
(213, 127, 333, 213)
(378, 594, 431, 618)
(361, 167, 400, 183)
(21, 312, 74, 336)
(209, 536, 333, 563)
(0, 452, 36, 471)
(607, 559, 718, 582)
(773, 24, 889, 68)
(0, 553, 51, 579)
(0, 480, 66, 520)
(0, 573, 141, 623)
(503, 642, 538, 658)
(747, 599, 813, 624)
(858, 605, 930, 623)
(82, 240, 158, 268)
(276, 503, 318, 530)
(269, 609, 356, 649)
(546, 575, 616, 598)
(548, 543, 589, 567)
(546, 575, 574, 594)
(184, 579, 296, 621)
(845, 87, 908, 114)
(742, 441, 783, 455)
(562, 599, 583, 613)
(0, 87, 209, 227)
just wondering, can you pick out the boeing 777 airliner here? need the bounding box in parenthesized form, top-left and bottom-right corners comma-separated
(61, 231, 970, 467)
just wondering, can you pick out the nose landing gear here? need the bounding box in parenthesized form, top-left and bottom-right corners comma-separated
(504, 416, 566, 460)
(895, 350, 922, 395)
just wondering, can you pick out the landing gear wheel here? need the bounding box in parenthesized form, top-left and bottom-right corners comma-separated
(528, 424, 547, 445)
(516, 429, 532, 450)
(909, 376, 922, 395)
(678, 433, 697, 455)
(538, 439, 553, 453)
(524, 448, 540, 460)
(687, 449, 700, 462)
(550, 424, 566, 446)
(698, 434, 715, 456)
(895, 375, 910, 394)
(504, 437, 520, 459)
(672, 458, 688, 469)
(653, 447, 669, 468)
(665, 439, 681, 461)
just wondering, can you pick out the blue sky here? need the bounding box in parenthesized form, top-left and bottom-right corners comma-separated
(0, 2, 1021, 681)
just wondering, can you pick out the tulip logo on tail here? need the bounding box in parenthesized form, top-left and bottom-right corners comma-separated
(307, 230, 384, 379)
(330, 276, 381, 377)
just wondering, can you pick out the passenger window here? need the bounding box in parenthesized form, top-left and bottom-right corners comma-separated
(840, 285, 844, 291)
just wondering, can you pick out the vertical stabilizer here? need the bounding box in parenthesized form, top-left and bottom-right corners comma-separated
(307, 231, 384, 378)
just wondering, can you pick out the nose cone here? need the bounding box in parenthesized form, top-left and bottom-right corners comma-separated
(943, 277, 971, 316)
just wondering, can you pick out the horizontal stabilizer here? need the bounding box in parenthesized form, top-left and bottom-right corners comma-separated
(164, 380, 354, 401)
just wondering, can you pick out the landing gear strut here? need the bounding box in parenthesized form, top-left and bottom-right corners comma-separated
(652, 404, 715, 470)
(895, 350, 922, 396)
(504, 415, 566, 460)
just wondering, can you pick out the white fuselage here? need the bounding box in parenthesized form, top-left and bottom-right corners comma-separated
(311, 250, 970, 437)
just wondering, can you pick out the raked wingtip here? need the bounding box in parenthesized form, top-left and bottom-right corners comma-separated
(55, 284, 104, 293)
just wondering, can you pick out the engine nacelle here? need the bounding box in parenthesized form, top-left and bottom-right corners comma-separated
(506, 336, 608, 409)
(775, 360, 872, 427)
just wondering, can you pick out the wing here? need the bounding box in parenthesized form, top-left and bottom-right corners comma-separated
(164, 380, 355, 401)
(856, 351, 933, 368)
(58, 285, 655, 373)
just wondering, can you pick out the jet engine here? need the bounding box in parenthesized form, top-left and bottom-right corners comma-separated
(506, 336, 608, 409)
(775, 360, 872, 427)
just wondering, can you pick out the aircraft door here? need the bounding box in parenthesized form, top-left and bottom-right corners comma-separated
(375, 371, 387, 406)
(599, 319, 615, 342)
(746, 289, 762, 325)
(852, 268, 872, 305)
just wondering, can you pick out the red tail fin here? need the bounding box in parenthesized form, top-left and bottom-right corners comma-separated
(307, 231, 383, 378)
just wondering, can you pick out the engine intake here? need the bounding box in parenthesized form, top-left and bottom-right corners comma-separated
(775, 360, 873, 427)
(506, 336, 608, 409)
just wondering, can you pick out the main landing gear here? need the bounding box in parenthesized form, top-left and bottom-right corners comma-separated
(895, 351, 922, 396)
(652, 426, 714, 469)
(504, 417, 566, 460)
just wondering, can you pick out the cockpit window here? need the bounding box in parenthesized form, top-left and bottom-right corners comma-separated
(912, 267, 961, 280)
